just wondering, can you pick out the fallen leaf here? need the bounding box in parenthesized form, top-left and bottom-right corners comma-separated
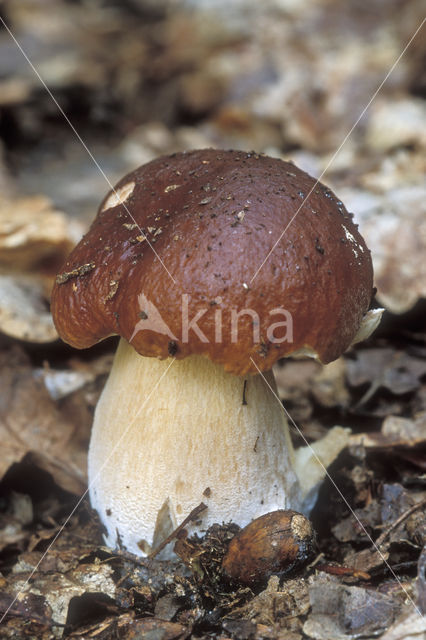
(344, 547, 390, 575)
(339, 156, 426, 314)
(229, 575, 310, 628)
(332, 502, 381, 543)
(365, 97, 426, 151)
(0, 274, 58, 343)
(416, 544, 426, 615)
(222, 618, 257, 639)
(379, 606, 426, 640)
(349, 412, 426, 449)
(274, 360, 320, 402)
(0, 346, 88, 494)
(312, 359, 350, 408)
(7, 562, 116, 627)
(0, 195, 81, 271)
(346, 348, 426, 402)
(68, 613, 191, 639)
(382, 413, 426, 445)
(0, 591, 52, 627)
(304, 573, 400, 639)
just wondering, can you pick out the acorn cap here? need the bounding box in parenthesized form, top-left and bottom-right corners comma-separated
(51, 149, 373, 375)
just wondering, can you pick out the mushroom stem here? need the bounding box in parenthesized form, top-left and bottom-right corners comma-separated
(89, 338, 304, 556)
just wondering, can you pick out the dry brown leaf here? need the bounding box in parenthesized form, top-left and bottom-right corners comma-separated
(417, 545, 426, 614)
(349, 412, 426, 449)
(0, 346, 88, 494)
(332, 502, 381, 543)
(0, 274, 58, 343)
(274, 360, 321, 401)
(0, 194, 83, 343)
(0, 591, 52, 628)
(365, 97, 426, 152)
(340, 163, 426, 314)
(368, 203, 426, 314)
(343, 547, 390, 575)
(0, 195, 82, 271)
(303, 572, 400, 640)
(379, 606, 426, 640)
(382, 413, 426, 445)
(67, 613, 191, 639)
(346, 348, 426, 397)
(229, 575, 310, 628)
(7, 562, 116, 627)
(312, 359, 350, 408)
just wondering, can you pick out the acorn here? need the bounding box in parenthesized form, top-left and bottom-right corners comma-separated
(221, 510, 316, 587)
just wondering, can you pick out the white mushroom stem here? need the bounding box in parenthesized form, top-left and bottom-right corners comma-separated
(89, 338, 348, 556)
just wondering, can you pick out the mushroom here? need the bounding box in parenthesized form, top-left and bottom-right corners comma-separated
(51, 149, 381, 557)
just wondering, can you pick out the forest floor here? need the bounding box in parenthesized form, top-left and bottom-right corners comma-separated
(0, 1, 425, 638)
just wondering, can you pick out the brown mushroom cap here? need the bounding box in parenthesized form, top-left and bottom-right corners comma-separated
(51, 149, 373, 375)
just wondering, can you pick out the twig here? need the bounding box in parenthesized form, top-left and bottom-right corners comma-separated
(98, 546, 151, 568)
(315, 564, 371, 580)
(376, 497, 426, 548)
(307, 552, 325, 570)
(148, 502, 208, 559)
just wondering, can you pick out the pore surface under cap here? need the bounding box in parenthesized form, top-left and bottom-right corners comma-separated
(51, 149, 373, 374)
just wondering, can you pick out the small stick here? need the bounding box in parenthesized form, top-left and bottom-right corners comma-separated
(375, 497, 426, 548)
(315, 564, 371, 580)
(307, 552, 325, 570)
(148, 502, 207, 559)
